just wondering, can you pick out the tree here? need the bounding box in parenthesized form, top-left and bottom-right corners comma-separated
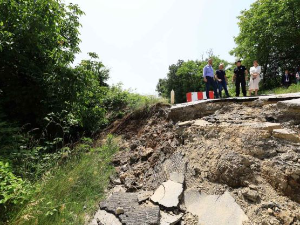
(0, 0, 84, 125)
(231, 0, 300, 89)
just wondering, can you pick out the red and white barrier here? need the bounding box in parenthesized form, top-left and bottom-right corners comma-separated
(186, 91, 214, 102)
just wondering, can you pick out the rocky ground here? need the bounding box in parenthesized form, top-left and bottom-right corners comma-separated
(89, 95, 300, 225)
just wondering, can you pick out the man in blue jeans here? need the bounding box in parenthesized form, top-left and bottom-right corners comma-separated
(203, 58, 219, 99)
(215, 63, 230, 98)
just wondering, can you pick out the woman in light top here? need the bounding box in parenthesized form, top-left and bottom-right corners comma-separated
(249, 60, 261, 96)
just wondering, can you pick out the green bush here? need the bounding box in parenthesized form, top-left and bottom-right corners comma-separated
(0, 161, 32, 222)
(10, 135, 119, 225)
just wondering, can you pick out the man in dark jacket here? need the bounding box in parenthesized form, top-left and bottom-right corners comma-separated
(282, 70, 292, 88)
(233, 60, 248, 97)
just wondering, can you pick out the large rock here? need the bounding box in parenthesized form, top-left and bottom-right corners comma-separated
(273, 129, 300, 143)
(100, 192, 160, 225)
(184, 189, 249, 225)
(89, 210, 122, 225)
(119, 206, 160, 225)
(151, 180, 183, 208)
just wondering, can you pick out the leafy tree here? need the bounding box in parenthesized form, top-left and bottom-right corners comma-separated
(0, 0, 84, 125)
(231, 0, 300, 89)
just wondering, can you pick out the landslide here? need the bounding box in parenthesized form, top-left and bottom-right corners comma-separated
(93, 101, 300, 225)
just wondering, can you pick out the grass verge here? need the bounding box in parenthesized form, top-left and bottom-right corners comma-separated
(259, 84, 300, 95)
(226, 83, 300, 97)
(10, 135, 118, 225)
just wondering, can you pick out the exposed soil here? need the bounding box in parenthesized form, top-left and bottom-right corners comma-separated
(91, 99, 300, 225)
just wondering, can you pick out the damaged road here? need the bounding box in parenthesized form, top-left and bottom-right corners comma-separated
(90, 94, 300, 225)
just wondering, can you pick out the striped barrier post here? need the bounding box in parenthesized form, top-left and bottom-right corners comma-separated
(186, 91, 214, 102)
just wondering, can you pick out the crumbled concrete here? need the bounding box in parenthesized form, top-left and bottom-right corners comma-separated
(184, 190, 249, 225)
(151, 180, 183, 208)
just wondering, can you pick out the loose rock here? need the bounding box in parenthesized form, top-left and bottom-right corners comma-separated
(184, 189, 249, 225)
(151, 180, 183, 208)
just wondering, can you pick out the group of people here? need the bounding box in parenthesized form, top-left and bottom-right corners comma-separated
(282, 68, 300, 87)
(203, 59, 261, 99)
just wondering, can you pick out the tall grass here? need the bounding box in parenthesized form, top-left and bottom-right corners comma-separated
(259, 84, 300, 95)
(10, 135, 118, 225)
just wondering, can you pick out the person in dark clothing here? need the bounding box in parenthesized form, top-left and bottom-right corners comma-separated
(215, 63, 230, 98)
(282, 70, 292, 88)
(233, 60, 248, 97)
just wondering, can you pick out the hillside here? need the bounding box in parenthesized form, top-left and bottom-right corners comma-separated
(89, 94, 300, 225)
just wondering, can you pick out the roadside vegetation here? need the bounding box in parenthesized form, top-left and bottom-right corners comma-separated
(0, 1, 166, 224)
(10, 135, 118, 225)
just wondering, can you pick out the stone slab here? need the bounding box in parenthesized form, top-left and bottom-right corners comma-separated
(100, 192, 139, 214)
(100, 192, 160, 225)
(277, 98, 300, 109)
(89, 210, 122, 225)
(151, 180, 183, 208)
(273, 129, 300, 143)
(119, 205, 160, 225)
(184, 189, 248, 225)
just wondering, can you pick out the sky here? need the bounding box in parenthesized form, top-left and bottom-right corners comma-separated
(65, 0, 256, 95)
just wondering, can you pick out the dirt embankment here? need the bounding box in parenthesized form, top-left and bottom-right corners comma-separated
(91, 98, 300, 225)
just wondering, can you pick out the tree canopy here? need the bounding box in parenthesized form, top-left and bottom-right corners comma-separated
(231, 0, 300, 89)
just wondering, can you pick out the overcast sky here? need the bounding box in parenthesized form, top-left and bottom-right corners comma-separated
(65, 0, 255, 95)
